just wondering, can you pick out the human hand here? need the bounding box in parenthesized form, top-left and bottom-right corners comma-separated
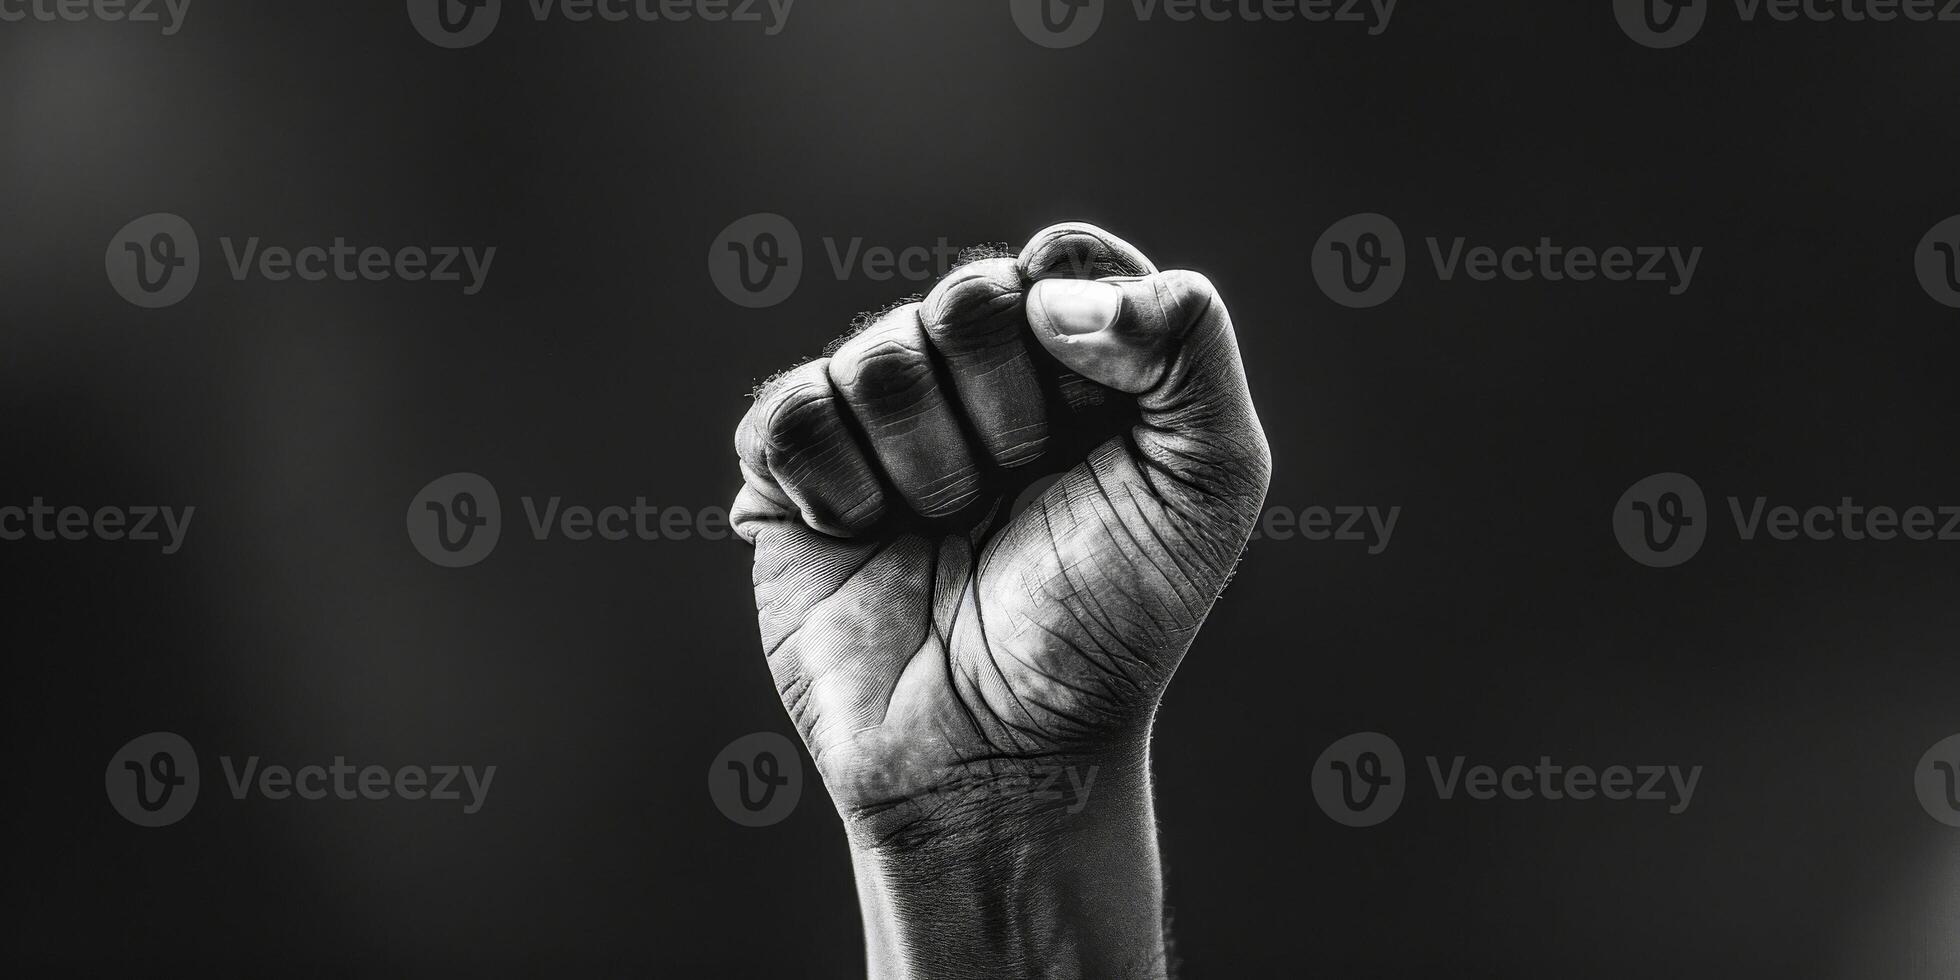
(732, 221, 1270, 979)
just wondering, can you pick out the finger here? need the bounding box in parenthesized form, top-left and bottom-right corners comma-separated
(735, 359, 888, 540)
(827, 303, 985, 518)
(1016, 222, 1160, 422)
(729, 483, 793, 546)
(1018, 221, 1160, 282)
(919, 258, 1049, 469)
(1025, 271, 1272, 508)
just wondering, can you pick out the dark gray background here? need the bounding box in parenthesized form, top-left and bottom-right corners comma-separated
(4, 2, 1958, 976)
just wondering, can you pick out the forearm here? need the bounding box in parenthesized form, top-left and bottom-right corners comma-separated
(734, 221, 1261, 980)
(845, 754, 1169, 980)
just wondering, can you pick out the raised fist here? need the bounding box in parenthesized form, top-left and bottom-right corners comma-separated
(730, 222, 1270, 976)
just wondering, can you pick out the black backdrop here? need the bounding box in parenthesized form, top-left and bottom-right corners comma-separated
(5, 2, 1958, 976)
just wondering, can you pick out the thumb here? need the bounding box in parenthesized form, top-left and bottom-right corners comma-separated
(1025, 271, 1272, 511)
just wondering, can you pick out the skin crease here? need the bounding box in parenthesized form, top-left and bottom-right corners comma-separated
(732, 223, 1272, 979)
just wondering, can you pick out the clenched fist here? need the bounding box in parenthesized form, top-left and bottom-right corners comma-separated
(731, 223, 1270, 979)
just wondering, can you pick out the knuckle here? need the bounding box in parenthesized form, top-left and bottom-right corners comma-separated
(755, 361, 836, 451)
(923, 258, 1022, 334)
(1020, 222, 1154, 280)
(1138, 270, 1220, 336)
(735, 406, 765, 467)
(831, 326, 936, 405)
(735, 427, 768, 480)
(1160, 268, 1217, 301)
(764, 385, 841, 455)
(853, 341, 933, 394)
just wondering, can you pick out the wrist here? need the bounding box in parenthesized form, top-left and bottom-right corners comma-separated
(843, 748, 1169, 980)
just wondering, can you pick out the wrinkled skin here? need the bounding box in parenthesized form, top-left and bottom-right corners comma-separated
(732, 223, 1271, 845)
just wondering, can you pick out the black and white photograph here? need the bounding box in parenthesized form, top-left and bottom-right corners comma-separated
(5, 1, 1959, 976)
